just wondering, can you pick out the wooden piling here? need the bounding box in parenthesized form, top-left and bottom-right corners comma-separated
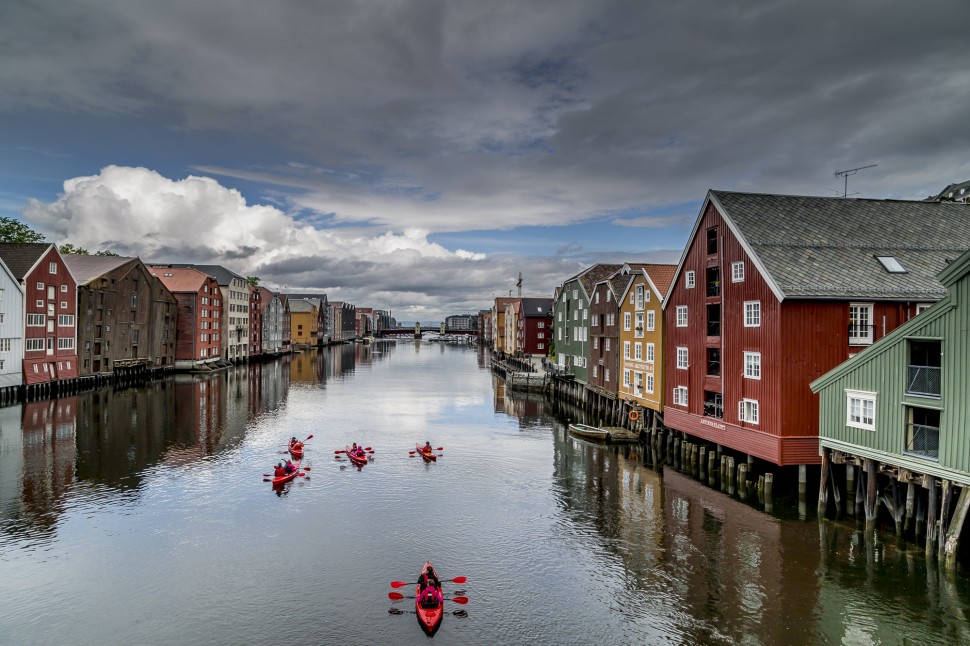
(699, 446, 707, 479)
(727, 456, 736, 496)
(818, 447, 831, 516)
(943, 487, 970, 570)
(904, 480, 916, 535)
(865, 459, 878, 533)
(938, 480, 953, 557)
(764, 473, 774, 512)
(846, 464, 856, 517)
(738, 463, 748, 500)
(708, 451, 717, 487)
(926, 477, 938, 558)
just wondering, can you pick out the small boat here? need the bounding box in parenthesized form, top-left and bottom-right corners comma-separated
(415, 562, 444, 635)
(272, 463, 301, 486)
(416, 443, 437, 461)
(289, 442, 304, 459)
(567, 423, 612, 442)
(346, 445, 368, 466)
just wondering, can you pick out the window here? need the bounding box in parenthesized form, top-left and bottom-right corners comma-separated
(744, 301, 761, 327)
(26, 338, 45, 351)
(537, 321, 545, 328)
(605, 369, 610, 383)
(849, 303, 873, 344)
(676, 306, 688, 327)
(647, 311, 655, 332)
(707, 348, 720, 376)
(595, 292, 600, 304)
(634, 342, 642, 360)
(60, 284, 68, 292)
(673, 386, 688, 406)
(606, 291, 611, 302)
(908, 339, 941, 397)
(646, 373, 654, 394)
(905, 407, 940, 459)
(744, 352, 761, 379)
(635, 312, 644, 337)
(200, 333, 208, 342)
(592, 366, 598, 378)
(131, 293, 137, 308)
(739, 399, 760, 424)
(49, 262, 57, 273)
(635, 285, 644, 310)
(58, 314, 75, 326)
(0, 339, 10, 352)
(646, 343, 654, 363)
(36, 282, 44, 290)
(916, 303, 932, 315)
(36, 300, 44, 308)
(623, 312, 631, 332)
(57, 337, 75, 350)
(623, 370, 631, 386)
(60, 301, 67, 309)
(591, 314, 599, 326)
(572, 289, 578, 299)
(876, 256, 906, 273)
(707, 228, 718, 254)
(732, 262, 745, 282)
(27, 314, 44, 326)
(593, 337, 599, 350)
(686, 271, 695, 289)
(704, 391, 723, 419)
(604, 338, 611, 351)
(624, 341, 630, 359)
(846, 390, 876, 431)
(677, 346, 688, 369)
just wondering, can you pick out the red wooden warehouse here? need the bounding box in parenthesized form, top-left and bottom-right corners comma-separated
(150, 267, 224, 371)
(663, 191, 968, 467)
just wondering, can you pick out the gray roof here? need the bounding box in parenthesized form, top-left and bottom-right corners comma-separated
(150, 263, 244, 286)
(576, 263, 623, 297)
(288, 298, 317, 313)
(0, 243, 54, 280)
(521, 297, 553, 317)
(710, 191, 970, 300)
(63, 255, 137, 285)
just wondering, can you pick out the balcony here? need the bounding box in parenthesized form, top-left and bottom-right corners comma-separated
(907, 365, 941, 398)
(905, 423, 939, 460)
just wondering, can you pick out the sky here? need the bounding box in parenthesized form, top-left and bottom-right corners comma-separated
(1, 1, 968, 323)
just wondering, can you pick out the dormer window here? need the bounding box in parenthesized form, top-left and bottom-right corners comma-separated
(876, 256, 907, 273)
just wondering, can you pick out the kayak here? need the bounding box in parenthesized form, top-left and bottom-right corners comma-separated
(289, 442, 304, 459)
(415, 562, 444, 635)
(346, 445, 368, 466)
(416, 443, 436, 461)
(272, 463, 301, 486)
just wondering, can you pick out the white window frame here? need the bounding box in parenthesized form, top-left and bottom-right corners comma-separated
(646, 343, 654, 363)
(673, 386, 688, 406)
(739, 399, 760, 424)
(744, 301, 761, 327)
(646, 373, 654, 394)
(623, 370, 631, 387)
(846, 389, 877, 431)
(686, 271, 695, 289)
(634, 342, 642, 360)
(849, 303, 874, 345)
(677, 346, 688, 369)
(676, 306, 688, 327)
(732, 261, 745, 282)
(743, 352, 761, 380)
(624, 341, 630, 359)
(635, 312, 644, 338)
(647, 310, 655, 332)
(623, 312, 631, 331)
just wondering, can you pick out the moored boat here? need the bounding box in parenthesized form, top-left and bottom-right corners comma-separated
(416, 443, 436, 461)
(567, 423, 612, 442)
(415, 562, 444, 635)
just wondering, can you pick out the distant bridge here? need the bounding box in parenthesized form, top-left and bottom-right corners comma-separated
(379, 328, 478, 338)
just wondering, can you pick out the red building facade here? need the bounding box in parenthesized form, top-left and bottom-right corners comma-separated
(151, 267, 223, 370)
(664, 192, 954, 466)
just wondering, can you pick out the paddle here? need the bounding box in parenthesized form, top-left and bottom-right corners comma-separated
(262, 472, 307, 482)
(391, 576, 466, 588)
(409, 447, 444, 455)
(387, 592, 469, 604)
(335, 446, 373, 454)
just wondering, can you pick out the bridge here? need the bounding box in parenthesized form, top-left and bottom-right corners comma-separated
(379, 328, 478, 338)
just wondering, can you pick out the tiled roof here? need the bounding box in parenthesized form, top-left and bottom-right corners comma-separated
(62, 255, 136, 285)
(711, 191, 970, 300)
(150, 267, 209, 293)
(0, 243, 54, 280)
(577, 264, 623, 296)
(152, 263, 243, 286)
(521, 297, 553, 317)
(641, 264, 676, 298)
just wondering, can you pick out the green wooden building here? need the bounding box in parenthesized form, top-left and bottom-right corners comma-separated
(810, 248, 970, 566)
(553, 264, 620, 384)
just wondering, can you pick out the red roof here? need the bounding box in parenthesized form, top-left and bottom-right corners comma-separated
(150, 267, 210, 293)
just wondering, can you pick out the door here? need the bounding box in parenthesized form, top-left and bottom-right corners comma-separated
(47, 336, 54, 356)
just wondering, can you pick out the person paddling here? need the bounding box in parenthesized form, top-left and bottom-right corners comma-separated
(284, 460, 295, 474)
(274, 463, 286, 478)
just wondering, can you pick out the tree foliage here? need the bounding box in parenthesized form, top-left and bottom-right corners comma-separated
(59, 243, 89, 255)
(246, 276, 260, 287)
(0, 217, 45, 244)
(95, 249, 119, 256)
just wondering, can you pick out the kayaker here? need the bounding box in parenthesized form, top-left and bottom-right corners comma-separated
(290, 440, 303, 451)
(424, 441, 432, 452)
(274, 463, 286, 477)
(419, 583, 443, 608)
(284, 460, 295, 474)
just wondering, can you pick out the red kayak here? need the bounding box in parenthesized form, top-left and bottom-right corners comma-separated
(415, 562, 444, 635)
(416, 443, 436, 461)
(346, 445, 368, 466)
(272, 463, 301, 486)
(289, 442, 304, 459)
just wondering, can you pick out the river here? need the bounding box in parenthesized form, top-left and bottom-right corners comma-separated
(1, 341, 968, 645)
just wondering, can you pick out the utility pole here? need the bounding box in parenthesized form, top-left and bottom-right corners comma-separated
(834, 164, 877, 198)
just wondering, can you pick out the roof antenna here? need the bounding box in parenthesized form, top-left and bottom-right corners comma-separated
(517, 272, 523, 297)
(834, 164, 877, 198)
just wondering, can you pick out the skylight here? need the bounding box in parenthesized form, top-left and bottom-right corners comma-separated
(876, 256, 907, 273)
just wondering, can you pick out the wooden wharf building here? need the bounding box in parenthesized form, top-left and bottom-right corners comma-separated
(663, 191, 970, 483)
(812, 248, 970, 567)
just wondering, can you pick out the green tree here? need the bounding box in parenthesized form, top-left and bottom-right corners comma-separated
(246, 276, 260, 287)
(59, 243, 89, 255)
(95, 249, 119, 256)
(0, 217, 44, 243)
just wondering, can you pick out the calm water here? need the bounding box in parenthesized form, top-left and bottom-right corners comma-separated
(1, 342, 969, 645)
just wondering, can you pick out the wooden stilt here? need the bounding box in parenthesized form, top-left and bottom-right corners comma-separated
(818, 447, 831, 516)
(904, 480, 916, 535)
(865, 459, 878, 532)
(738, 463, 748, 500)
(846, 464, 856, 517)
(926, 477, 938, 558)
(944, 487, 970, 570)
(764, 473, 774, 512)
(727, 456, 736, 496)
(938, 480, 953, 557)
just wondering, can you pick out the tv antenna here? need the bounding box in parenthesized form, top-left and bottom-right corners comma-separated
(834, 164, 877, 198)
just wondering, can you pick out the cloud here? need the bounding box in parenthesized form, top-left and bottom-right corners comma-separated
(20, 165, 578, 318)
